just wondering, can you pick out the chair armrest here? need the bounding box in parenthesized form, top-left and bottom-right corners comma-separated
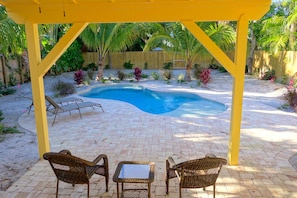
(92, 154, 108, 165)
(59, 149, 72, 155)
(166, 156, 178, 180)
(166, 156, 176, 168)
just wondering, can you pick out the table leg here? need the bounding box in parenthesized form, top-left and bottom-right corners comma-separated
(148, 183, 151, 198)
(116, 182, 119, 198)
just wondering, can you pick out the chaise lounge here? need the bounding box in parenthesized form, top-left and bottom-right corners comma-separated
(45, 95, 104, 126)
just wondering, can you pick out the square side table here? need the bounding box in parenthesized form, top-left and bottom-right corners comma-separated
(113, 161, 155, 198)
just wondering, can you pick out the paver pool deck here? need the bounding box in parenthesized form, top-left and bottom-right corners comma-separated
(1, 72, 297, 197)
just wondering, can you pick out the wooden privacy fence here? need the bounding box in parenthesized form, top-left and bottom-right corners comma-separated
(253, 51, 297, 79)
(1, 51, 297, 84)
(82, 51, 217, 70)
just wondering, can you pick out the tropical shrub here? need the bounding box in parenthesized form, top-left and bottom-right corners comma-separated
(74, 70, 85, 85)
(123, 60, 133, 69)
(200, 68, 211, 85)
(141, 73, 149, 78)
(177, 73, 185, 84)
(284, 73, 297, 112)
(0, 110, 19, 142)
(162, 70, 172, 81)
(0, 81, 16, 95)
(163, 62, 173, 70)
(84, 63, 96, 71)
(51, 40, 84, 75)
(51, 80, 76, 97)
(261, 69, 276, 81)
(117, 70, 125, 80)
(134, 67, 142, 81)
(151, 72, 160, 80)
(8, 73, 17, 86)
(144, 62, 148, 70)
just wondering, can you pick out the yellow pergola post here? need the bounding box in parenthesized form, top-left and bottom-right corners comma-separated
(228, 15, 249, 165)
(24, 22, 88, 158)
(25, 21, 50, 158)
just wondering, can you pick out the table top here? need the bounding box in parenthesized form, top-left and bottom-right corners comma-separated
(113, 161, 155, 183)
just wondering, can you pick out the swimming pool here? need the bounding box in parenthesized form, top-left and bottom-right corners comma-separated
(81, 85, 227, 116)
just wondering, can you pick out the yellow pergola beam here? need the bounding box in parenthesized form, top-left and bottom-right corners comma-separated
(37, 23, 89, 76)
(181, 21, 236, 76)
(2, 0, 271, 24)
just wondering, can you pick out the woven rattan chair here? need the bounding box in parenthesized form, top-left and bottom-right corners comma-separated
(43, 150, 109, 198)
(166, 154, 227, 198)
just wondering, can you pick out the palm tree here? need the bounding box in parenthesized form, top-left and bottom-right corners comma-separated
(259, 0, 297, 53)
(143, 22, 235, 81)
(0, 5, 26, 57)
(79, 23, 141, 80)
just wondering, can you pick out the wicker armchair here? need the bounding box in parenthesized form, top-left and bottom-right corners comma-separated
(166, 154, 227, 198)
(43, 150, 109, 198)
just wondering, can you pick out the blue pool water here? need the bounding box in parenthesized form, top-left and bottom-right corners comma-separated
(81, 85, 227, 116)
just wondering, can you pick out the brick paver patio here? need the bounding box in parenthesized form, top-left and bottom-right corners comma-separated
(1, 73, 297, 197)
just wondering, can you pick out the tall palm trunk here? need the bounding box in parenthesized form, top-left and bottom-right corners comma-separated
(185, 60, 192, 82)
(247, 27, 257, 75)
(96, 56, 105, 80)
(289, 22, 296, 50)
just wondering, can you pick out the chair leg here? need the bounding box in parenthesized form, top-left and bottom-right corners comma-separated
(52, 113, 57, 126)
(56, 179, 59, 198)
(179, 184, 182, 198)
(165, 178, 169, 194)
(87, 183, 90, 198)
(213, 184, 215, 198)
(78, 108, 82, 119)
(105, 171, 109, 192)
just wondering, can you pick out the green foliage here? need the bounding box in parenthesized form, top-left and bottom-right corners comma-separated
(261, 69, 276, 81)
(123, 60, 134, 69)
(209, 63, 219, 69)
(177, 73, 186, 84)
(0, 110, 19, 142)
(0, 111, 3, 122)
(218, 66, 227, 73)
(117, 70, 125, 80)
(51, 80, 76, 97)
(163, 62, 173, 70)
(8, 73, 17, 86)
(87, 69, 95, 80)
(84, 63, 97, 71)
(162, 70, 172, 81)
(141, 73, 149, 78)
(193, 64, 202, 79)
(0, 81, 16, 95)
(144, 62, 148, 70)
(151, 72, 160, 80)
(51, 40, 84, 75)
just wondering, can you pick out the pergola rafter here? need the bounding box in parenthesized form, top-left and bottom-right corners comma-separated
(0, 0, 271, 165)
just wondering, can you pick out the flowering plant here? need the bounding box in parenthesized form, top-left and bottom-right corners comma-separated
(134, 67, 142, 81)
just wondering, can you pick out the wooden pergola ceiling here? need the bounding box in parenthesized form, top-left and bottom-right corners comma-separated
(0, 0, 271, 165)
(1, 0, 270, 24)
